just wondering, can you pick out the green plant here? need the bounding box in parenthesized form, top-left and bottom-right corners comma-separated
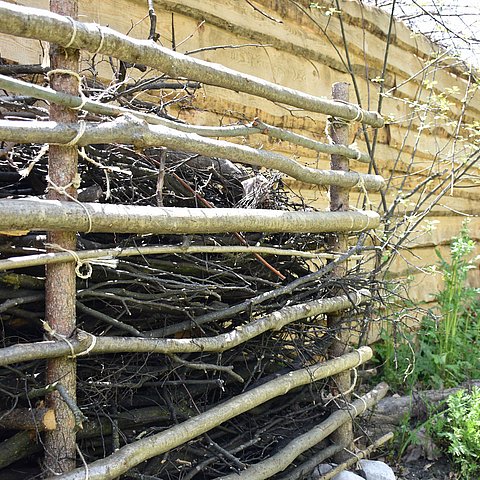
(435, 221, 478, 363)
(373, 317, 418, 392)
(375, 221, 479, 390)
(418, 221, 480, 387)
(429, 387, 480, 479)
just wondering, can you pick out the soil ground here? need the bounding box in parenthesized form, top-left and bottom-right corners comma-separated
(393, 456, 457, 480)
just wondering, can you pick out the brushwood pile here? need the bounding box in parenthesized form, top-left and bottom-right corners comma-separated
(0, 65, 374, 479)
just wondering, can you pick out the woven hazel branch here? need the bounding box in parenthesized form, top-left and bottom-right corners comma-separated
(0, 3, 384, 127)
(0, 118, 385, 191)
(0, 75, 372, 163)
(0, 198, 380, 234)
(43, 348, 374, 480)
(0, 291, 370, 366)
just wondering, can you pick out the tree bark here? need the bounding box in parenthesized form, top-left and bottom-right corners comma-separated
(43, 0, 79, 474)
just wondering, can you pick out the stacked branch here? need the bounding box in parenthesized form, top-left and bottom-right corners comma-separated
(0, 113, 380, 477)
(0, 3, 384, 127)
(0, 7, 385, 477)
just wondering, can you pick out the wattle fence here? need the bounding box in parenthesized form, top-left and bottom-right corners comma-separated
(0, 2, 391, 479)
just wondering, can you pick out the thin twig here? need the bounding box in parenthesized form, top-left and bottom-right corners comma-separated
(184, 43, 272, 56)
(169, 354, 244, 383)
(244, 0, 283, 23)
(147, 0, 159, 42)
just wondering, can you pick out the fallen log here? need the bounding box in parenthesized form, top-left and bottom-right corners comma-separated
(0, 431, 39, 470)
(368, 380, 480, 430)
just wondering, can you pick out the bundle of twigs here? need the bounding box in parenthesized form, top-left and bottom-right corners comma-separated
(0, 65, 379, 480)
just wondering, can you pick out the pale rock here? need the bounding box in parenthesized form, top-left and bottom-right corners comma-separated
(330, 472, 366, 480)
(359, 460, 396, 480)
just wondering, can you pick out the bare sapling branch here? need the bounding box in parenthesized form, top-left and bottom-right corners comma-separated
(45, 348, 373, 480)
(0, 198, 381, 235)
(0, 3, 384, 127)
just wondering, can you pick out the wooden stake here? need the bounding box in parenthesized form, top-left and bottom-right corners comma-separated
(327, 82, 354, 462)
(43, 0, 79, 474)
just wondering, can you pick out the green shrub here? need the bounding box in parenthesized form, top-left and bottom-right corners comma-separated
(430, 387, 480, 479)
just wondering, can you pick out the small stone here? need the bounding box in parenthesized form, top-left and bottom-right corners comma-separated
(312, 464, 365, 480)
(314, 464, 335, 475)
(331, 472, 366, 480)
(359, 459, 396, 480)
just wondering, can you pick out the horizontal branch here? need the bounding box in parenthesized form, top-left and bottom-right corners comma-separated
(217, 382, 389, 480)
(0, 75, 372, 163)
(0, 118, 385, 190)
(0, 199, 380, 235)
(249, 119, 371, 163)
(0, 291, 369, 366)
(46, 347, 373, 480)
(0, 3, 384, 127)
(0, 244, 363, 272)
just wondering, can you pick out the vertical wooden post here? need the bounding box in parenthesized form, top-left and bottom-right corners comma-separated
(327, 82, 354, 462)
(43, 0, 79, 474)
